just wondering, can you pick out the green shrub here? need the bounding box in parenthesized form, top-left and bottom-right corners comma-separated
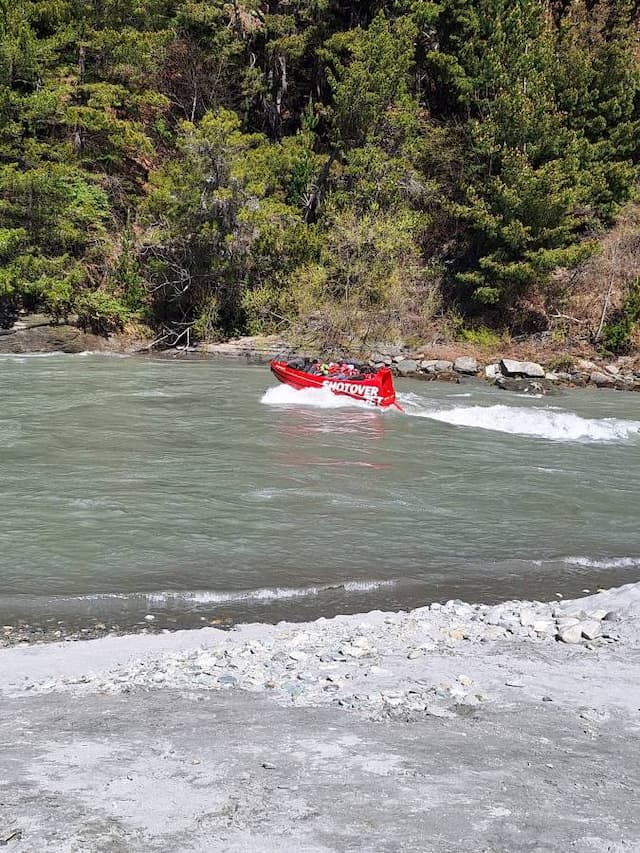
(192, 297, 221, 342)
(457, 325, 504, 347)
(547, 355, 575, 372)
(599, 279, 640, 355)
(75, 290, 131, 335)
(600, 319, 633, 355)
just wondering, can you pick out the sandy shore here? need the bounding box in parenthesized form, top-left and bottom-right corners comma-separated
(1, 584, 640, 851)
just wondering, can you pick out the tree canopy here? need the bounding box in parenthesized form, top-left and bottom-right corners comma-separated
(1, 0, 638, 342)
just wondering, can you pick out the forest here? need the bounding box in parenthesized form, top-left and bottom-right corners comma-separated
(1, 0, 639, 350)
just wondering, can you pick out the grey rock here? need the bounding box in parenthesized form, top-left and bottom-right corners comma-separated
(454, 356, 478, 375)
(484, 606, 504, 626)
(485, 363, 500, 379)
(0, 324, 111, 355)
(495, 376, 556, 395)
(585, 609, 609, 621)
(12, 312, 53, 330)
(395, 359, 418, 376)
(580, 620, 602, 641)
(218, 674, 238, 686)
(557, 624, 583, 644)
(500, 359, 545, 378)
(532, 620, 555, 634)
(603, 611, 621, 622)
(420, 359, 455, 374)
(519, 610, 538, 627)
(590, 371, 615, 387)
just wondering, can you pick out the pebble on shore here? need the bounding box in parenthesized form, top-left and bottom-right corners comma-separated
(10, 584, 635, 724)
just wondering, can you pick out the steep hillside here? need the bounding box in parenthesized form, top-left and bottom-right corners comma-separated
(0, 1, 639, 352)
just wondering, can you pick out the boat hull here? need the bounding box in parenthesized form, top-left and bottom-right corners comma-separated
(269, 360, 400, 409)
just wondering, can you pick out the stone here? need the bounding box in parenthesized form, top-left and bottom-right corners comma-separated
(395, 359, 418, 376)
(454, 356, 478, 375)
(484, 607, 502, 626)
(590, 371, 615, 387)
(484, 625, 508, 640)
(586, 609, 609, 621)
(519, 609, 538, 627)
(495, 376, 556, 395)
(532, 620, 555, 634)
(603, 611, 621, 622)
(499, 359, 545, 378)
(144, 614, 155, 622)
(448, 628, 466, 641)
(557, 624, 583, 644)
(420, 359, 450, 373)
(580, 620, 602, 641)
(485, 363, 500, 379)
(0, 324, 110, 355)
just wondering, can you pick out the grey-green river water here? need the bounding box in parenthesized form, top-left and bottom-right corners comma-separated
(1, 353, 639, 631)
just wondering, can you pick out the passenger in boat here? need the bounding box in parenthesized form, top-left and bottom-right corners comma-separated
(336, 362, 355, 379)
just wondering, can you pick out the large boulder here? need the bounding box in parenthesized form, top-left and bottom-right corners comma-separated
(395, 359, 419, 376)
(420, 359, 453, 373)
(0, 324, 109, 354)
(590, 371, 616, 387)
(500, 358, 545, 378)
(453, 356, 478, 375)
(495, 376, 558, 395)
(203, 335, 292, 363)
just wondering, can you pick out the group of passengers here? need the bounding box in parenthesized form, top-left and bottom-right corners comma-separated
(285, 356, 373, 380)
(308, 361, 361, 379)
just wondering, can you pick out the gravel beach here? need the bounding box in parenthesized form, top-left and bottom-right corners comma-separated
(1, 584, 640, 851)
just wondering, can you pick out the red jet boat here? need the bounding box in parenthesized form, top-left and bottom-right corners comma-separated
(270, 359, 403, 410)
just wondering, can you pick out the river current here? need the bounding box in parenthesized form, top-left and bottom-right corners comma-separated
(1, 353, 639, 631)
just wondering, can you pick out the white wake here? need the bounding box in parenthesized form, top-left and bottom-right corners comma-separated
(261, 384, 371, 409)
(409, 403, 640, 443)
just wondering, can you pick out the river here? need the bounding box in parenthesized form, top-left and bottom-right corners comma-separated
(1, 353, 639, 632)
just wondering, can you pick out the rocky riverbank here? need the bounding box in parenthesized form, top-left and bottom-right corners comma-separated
(203, 335, 640, 394)
(0, 314, 148, 355)
(3, 584, 633, 706)
(1, 583, 640, 850)
(2, 314, 640, 394)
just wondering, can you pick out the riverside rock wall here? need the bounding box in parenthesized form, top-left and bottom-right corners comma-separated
(3, 316, 640, 394)
(203, 336, 640, 394)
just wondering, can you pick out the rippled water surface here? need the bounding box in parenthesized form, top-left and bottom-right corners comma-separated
(1, 353, 639, 628)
